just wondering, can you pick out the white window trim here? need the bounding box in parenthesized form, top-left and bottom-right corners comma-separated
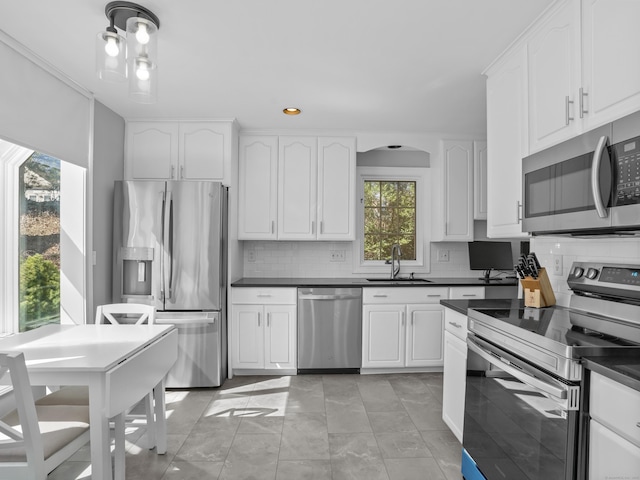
(352, 166, 431, 275)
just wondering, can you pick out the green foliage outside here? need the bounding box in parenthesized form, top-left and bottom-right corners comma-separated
(19, 249, 61, 332)
(364, 180, 416, 260)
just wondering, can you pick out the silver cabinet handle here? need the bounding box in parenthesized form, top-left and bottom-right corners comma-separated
(180, 165, 184, 179)
(267, 313, 270, 327)
(427, 294, 441, 298)
(257, 294, 272, 297)
(411, 311, 415, 326)
(579, 87, 588, 118)
(565, 95, 574, 125)
(311, 221, 315, 234)
(271, 220, 275, 234)
(401, 311, 405, 326)
(516, 200, 523, 223)
(320, 221, 324, 234)
(462, 294, 477, 297)
(257, 312, 261, 327)
(448, 321, 462, 328)
(591, 135, 610, 219)
(373, 294, 388, 298)
(171, 165, 175, 179)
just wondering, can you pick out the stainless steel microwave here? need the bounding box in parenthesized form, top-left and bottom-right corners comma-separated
(522, 110, 640, 235)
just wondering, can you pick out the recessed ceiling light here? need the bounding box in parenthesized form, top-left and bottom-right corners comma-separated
(283, 107, 301, 115)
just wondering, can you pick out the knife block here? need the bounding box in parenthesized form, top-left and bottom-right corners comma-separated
(520, 267, 556, 308)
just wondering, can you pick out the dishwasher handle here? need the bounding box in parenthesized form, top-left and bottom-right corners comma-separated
(298, 294, 362, 301)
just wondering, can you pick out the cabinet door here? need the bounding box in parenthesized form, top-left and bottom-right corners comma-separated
(264, 305, 296, 370)
(362, 304, 405, 368)
(238, 136, 278, 240)
(528, 1, 581, 152)
(405, 305, 444, 367)
(278, 137, 317, 240)
(589, 420, 640, 480)
(442, 140, 473, 241)
(473, 141, 488, 220)
(582, 0, 640, 130)
(442, 331, 467, 443)
(317, 137, 356, 240)
(179, 123, 227, 181)
(126, 122, 179, 180)
(231, 305, 264, 369)
(486, 46, 530, 238)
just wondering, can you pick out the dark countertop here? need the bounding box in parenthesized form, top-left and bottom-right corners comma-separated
(440, 298, 524, 315)
(231, 277, 519, 288)
(583, 353, 640, 392)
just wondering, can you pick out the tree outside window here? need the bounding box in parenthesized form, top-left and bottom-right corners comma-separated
(363, 180, 416, 261)
(19, 152, 61, 331)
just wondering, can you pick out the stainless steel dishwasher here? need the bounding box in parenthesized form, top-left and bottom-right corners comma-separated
(297, 287, 362, 373)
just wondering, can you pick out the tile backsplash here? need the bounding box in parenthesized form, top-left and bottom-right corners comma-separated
(531, 236, 640, 306)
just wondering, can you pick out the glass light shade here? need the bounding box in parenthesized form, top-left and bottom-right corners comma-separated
(126, 17, 158, 63)
(129, 56, 157, 103)
(96, 30, 126, 81)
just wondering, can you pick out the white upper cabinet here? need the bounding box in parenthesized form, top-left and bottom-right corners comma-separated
(126, 121, 232, 183)
(278, 137, 318, 240)
(238, 136, 278, 240)
(581, 0, 640, 130)
(238, 135, 356, 241)
(317, 137, 356, 240)
(473, 140, 488, 220)
(528, 0, 581, 153)
(486, 46, 530, 238)
(433, 140, 475, 242)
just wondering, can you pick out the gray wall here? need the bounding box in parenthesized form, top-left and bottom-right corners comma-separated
(92, 101, 125, 311)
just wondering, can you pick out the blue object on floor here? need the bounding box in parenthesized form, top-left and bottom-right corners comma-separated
(462, 448, 487, 480)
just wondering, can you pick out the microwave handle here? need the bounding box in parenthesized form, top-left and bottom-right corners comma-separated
(591, 135, 609, 219)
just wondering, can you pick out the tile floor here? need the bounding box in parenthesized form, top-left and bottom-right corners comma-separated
(50, 373, 462, 480)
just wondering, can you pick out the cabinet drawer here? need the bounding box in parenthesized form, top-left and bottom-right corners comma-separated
(363, 287, 449, 304)
(449, 287, 485, 300)
(444, 308, 468, 340)
(231, 287, 297, 305)
(590, 371, 640, 447)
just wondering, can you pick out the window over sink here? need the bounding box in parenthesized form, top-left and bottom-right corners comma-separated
(353, 166, 431, 275)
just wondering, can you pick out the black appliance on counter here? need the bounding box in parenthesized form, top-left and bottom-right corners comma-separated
(461, 262, 640, 480)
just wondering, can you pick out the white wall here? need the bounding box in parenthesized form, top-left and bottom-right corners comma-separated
(531, 236, 640, 306)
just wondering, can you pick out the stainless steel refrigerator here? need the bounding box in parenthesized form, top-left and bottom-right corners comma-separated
(112, 180, 227, 387)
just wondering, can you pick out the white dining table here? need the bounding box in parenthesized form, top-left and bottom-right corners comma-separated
(0, 323, 178, 480)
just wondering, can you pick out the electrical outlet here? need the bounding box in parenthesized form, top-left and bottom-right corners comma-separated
(248, 249, 257, 263)
(438, 249, 450, 262)
(553, 255, 563, 276)
(330, 250, 346, 262)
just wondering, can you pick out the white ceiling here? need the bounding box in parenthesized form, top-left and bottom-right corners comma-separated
(0, 0, 553, 135)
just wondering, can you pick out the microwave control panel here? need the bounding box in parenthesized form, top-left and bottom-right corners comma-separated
(612, 135, 640, 206)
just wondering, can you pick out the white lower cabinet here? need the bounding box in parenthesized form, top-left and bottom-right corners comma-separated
(588, 371, 640, 479)
(442, 307, 469, 443)
(362, 287, 448, 370)
(230, 288, 297, 373)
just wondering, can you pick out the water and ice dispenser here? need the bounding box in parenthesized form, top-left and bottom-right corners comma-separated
(120, 247, 153, 297)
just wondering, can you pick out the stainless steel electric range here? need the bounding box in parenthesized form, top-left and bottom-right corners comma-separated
(461, 262, 640, 480)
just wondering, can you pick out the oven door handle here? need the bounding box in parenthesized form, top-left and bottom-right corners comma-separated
(467, 336, 576, 405)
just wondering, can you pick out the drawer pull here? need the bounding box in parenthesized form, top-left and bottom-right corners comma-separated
(373, 294, 388, 298)
(448, 321, 462, 328)
(257, 294, 272, 297)
(427, 294, 441, 298)
(462, 294, 477, 297)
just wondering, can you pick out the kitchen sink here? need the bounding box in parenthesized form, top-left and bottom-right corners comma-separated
(366, 278, 432, 283)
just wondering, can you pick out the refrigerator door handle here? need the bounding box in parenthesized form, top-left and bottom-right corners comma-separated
(163, 190, 173, 300)
(159, 190, 166, 302)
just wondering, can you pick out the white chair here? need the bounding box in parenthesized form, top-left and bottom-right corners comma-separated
(0, 351, 90, 480)
(36, 303, 159, 480)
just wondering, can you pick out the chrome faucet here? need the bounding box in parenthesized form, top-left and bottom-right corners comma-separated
(390, 243, 402, 279)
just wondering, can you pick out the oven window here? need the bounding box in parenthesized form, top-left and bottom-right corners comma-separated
(464, 365, 576, 479)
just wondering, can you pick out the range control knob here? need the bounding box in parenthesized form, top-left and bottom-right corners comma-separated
(572, 267, 585, 278)
(586, 268, 600, 280)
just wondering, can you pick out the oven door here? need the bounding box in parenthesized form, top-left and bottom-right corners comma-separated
(462, 335, 580, 480)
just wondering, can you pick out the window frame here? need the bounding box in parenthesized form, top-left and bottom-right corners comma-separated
(352, 166, 431, 275)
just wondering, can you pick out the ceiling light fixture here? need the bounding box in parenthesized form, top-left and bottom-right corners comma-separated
(96, 2, 160, 104)
(283, 107, 301, 115)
